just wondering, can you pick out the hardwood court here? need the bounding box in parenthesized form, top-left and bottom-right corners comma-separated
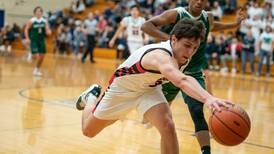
(0, 53, 273, 154)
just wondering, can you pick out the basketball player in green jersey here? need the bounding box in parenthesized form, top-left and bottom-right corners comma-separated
(141, 0, 247, 153)
(25, 6, 51, 76)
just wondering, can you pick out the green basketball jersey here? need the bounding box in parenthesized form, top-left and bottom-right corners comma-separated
(29, 17, 47, 41)
(161, 7, 210, 73)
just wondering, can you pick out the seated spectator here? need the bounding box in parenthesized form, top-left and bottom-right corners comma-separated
(0, 26, 12, 55)
(97, 15, 107, 33)
(241, 29, 256, 74)
(0, 28, 5, 54)
(85, 0, 95, 6)
(71, 0, 86, 14)
(262, 14, 274, 30)
(224, 0, 237, 14)
(249, 15, 264, 41)
(211, 1, 223, 20)
(72, 25, 87, 56)
(247, 1, 264, 19)
(98, 24, 114, 48)
(57, 26, 72, 55)
(11, 23, 21, 38)
(221, 38, 242, 74)
(205, 35, 222, 70)
(257, 25, 274, 77)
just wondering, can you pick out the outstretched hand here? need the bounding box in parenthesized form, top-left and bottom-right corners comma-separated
(205, 97, 233, 113)
(236, 7, 248, 25)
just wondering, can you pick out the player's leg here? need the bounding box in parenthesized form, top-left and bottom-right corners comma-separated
(30, 41, 41, 76)
(82, 103, 116, 137)
(140, 82, 179, 128)
(35, 41, 46, 75)
(162, 82, 180, 105)
(76, 84, 116, 137)
(139, 88, 178, 154)
(144, 103, 178, 154)
(181, 74, 211, 154)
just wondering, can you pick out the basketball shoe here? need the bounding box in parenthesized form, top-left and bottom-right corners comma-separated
(76, 84, 101, 110)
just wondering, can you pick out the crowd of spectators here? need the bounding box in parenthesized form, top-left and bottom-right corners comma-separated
(206, 0, 274, 77)
(0, 23, 21, 55)
(0, 0, 273, 76)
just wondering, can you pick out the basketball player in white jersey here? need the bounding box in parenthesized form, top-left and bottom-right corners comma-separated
(76, 19, 232, 154)
(109, 5, 147, 55)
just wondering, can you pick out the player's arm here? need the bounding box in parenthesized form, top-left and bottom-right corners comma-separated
(142, 50, 231, 111)
(24, 20, 32, 44)
(209, 8, 247, 32)
(45, 22, 52, 36)
(109, 22, 126, 48)
(141, 9, 178, 40)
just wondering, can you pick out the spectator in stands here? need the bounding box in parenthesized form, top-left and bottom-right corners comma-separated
(247, 1, 264, 19)
(212, 35, 223, 70)
(98, 24, 114, 48)
(205, 33, 215, 69)
(224, 0, 237, 14)
(72, 24, 86, 56)
(221, 38, 242, 74)
(57, 26, 71, 55)
(0, 26, 12, 55)
(84, 0, 95, 7)
(263, 1, 273, 18)
(11, 23, 21, 38)
(97, 15, 107, 33)
(257, 25, 274, 77)
(249, 15, 263, 41)
(211, 1, 223, 20)
(263, 14, 274, 30)
(241, 29, 255, 74)
(71, 0, 86, 14)
(0, 28, 5, 54)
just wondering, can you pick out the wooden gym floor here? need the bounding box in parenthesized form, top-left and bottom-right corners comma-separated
(0, 52, 273, 154)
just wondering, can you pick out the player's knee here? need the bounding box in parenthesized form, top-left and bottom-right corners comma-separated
(82, 126, 97, 138)
(160, 118, 176, 135)
(191, 105, 208, 132)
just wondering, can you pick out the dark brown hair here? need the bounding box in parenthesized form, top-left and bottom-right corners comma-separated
(170, 18, 205, 41)
(33, 6, 43, 14)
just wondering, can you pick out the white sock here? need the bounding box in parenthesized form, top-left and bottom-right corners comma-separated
(85, 94, 97, 107)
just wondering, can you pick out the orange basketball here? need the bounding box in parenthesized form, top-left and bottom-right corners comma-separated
(209, 105, 251, 146)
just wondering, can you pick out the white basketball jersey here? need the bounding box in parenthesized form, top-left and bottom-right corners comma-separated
(109, 41, 189, 92)
(121, 16, 146, 43)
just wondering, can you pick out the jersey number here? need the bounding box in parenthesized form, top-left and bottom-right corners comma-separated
(149, 78, 167, 87)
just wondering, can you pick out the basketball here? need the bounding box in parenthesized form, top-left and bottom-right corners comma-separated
(209, 104, 251, 146)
